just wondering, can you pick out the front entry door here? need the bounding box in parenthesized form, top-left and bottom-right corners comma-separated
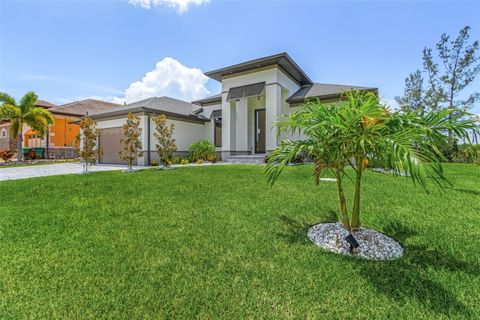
(255, 109, 266, 154)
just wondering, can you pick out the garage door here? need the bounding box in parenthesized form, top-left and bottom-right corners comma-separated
(98, 127, 133, 165)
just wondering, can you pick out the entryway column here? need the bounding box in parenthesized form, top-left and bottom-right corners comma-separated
(221, 92, 235, 160)
(138, 115, 149, 166)
(235, 98, 248, 154)
(265, 83, 282, 152)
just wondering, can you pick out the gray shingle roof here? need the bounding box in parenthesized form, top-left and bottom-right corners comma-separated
(90, 96, 209, 123)
(126, 96, 197, 116)
(50, 99, 121, 116)
(286, 83, 377, 104)
(35, 99, 58, 109)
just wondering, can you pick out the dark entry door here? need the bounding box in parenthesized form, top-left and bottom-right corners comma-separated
(255, 109, 266, 154)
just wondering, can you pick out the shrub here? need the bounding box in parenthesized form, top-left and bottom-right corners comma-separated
(23, 149, 38, 160)
(454, 144, 480, 164)
(196, 159, 204, 164)
(0, 149, 15, 162)
(439, 140, 459, 162)
(150, 160, 159, 166)
(171, 156, 185, 164)
(180, 159, 189, 165)
(188, 140, 215, 162)
(207, 155, 217, 163)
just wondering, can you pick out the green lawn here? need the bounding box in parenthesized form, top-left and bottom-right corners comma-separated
(1, 164, 479, 319)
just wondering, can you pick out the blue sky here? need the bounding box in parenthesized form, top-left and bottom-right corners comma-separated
(1, 0, 479, 113)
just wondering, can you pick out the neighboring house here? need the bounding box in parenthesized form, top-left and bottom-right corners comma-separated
(90, 52, 377, 165)
(0, 99, 56, 153)
(1, 99, 120, 159)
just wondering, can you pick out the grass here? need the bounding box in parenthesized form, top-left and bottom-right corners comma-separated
(0, 163, 479, 319)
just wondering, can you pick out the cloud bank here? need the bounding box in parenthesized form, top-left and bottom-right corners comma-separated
(122, 57, 209, 103)
(128, 0, 210, 13)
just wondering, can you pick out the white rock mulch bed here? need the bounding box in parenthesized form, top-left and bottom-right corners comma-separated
(307, 222, 403, 260)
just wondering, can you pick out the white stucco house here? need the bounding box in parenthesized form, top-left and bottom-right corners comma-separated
(90, 52, 377, 165)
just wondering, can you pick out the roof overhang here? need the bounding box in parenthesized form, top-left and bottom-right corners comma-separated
(88, 107, 210, 124)
(192, 94, 222, 106)
(286, 88, 378, 104)
(205, 52, 313, 86)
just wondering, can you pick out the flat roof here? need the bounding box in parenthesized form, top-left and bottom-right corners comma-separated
(204, 52, 313, 86)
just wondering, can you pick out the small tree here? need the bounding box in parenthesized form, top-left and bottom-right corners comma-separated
(397, 26, 479, 143)
(395, 70, 426, 113)
(76, 117, 101, 173)
(118, 113, 143, 171)
(153, 114, 176, 168)
(266, 91, 478, 233)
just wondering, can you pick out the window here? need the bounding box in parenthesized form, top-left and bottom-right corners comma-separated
(226, 82, 265, 101)
(214, 120, 222, 147)
(1, 129, 6, 138)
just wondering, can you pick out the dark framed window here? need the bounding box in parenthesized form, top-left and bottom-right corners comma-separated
(214, 120, 222, 147)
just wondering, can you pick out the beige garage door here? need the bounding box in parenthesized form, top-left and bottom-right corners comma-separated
(98, 127, 133, 165)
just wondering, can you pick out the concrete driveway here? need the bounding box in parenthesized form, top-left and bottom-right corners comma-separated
(0, 163, 136, 181)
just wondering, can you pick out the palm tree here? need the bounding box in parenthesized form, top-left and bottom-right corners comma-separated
(0, 91, 54, 162)
(266, 91, 478, 233)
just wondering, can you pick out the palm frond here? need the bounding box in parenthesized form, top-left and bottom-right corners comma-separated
(0, 103, 21, 121)
(265, 140, 308, 186)
(19, 91, 38, 114)
(24, 107, 54, 137)
(0, 92, 16, 106)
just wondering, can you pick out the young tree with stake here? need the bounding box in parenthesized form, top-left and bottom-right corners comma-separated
(118, 113, 143, 171)
(153, 114, 176, 169)
(76, 117, 102, 173)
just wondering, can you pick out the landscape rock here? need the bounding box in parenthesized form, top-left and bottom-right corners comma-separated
(307, 222, 403, 260)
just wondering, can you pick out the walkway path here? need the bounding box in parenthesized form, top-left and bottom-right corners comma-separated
(0, 163, 133, 181)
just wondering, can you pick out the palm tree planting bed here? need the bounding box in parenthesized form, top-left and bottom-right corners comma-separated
(307, 222, 403, 260)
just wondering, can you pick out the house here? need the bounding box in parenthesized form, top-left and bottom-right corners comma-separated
(90, 52, 377, 165)
(0, 99, 57, 153)
(0, 99, 121, 159)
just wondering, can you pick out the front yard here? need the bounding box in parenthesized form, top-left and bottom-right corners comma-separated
(0, 164, 479, 319)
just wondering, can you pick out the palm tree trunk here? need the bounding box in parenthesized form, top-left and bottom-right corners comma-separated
(17, 133, 23, 162)
(351, 158, 363, 231)
(16, 120, 23, 162)
(335, 168, 350, 231)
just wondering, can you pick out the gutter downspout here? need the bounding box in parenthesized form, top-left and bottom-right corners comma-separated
(45, 127, 50, 159)
(147, 114, 151, 166)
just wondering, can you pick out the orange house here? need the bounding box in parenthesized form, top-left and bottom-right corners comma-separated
(24, 114, 80, 148)
(22, 99, 120, 158)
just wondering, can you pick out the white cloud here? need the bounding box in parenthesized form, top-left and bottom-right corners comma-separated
(123, 57, 209, 103)
(52, 57, 209, 105)
(128, 0, 210, 13)
(381, 97, 399, 111)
